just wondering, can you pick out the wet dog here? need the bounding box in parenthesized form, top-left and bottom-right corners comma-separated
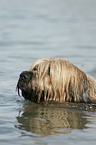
(17, 58, 96, 103)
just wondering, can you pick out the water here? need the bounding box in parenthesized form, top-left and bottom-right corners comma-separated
(0, 0, 96, 144)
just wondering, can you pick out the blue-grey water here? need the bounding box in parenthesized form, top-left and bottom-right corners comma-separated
(0, 0, 96, 144)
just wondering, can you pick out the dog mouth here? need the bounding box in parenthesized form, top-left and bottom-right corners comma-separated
(16, 79, 28, 98)
(16, 71, 34, 97)
(16, 81, 23, 97)
(16, 80, 38, 102)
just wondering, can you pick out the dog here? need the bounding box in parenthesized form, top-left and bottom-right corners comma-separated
(17, 58, 96, 103)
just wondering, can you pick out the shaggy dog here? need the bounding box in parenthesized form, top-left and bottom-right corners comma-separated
(17, 58, 96, 103)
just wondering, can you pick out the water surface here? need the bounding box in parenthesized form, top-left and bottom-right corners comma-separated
(0, 0, 96, 144)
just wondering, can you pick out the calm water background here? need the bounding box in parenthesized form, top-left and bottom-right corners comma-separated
(0, 0, 96, 144)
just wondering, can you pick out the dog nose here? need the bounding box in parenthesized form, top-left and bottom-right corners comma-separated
(19, 71, 34, 82)
(20, 71, 28, 80)
(20, 71, 29, 81)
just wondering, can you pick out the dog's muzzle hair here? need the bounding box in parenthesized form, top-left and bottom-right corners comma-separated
(17, 58, 96, 103)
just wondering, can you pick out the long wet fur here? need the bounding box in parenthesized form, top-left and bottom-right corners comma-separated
(17, 58, 96, 103)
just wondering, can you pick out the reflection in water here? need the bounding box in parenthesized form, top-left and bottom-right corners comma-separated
(15, 102, 91, 137)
